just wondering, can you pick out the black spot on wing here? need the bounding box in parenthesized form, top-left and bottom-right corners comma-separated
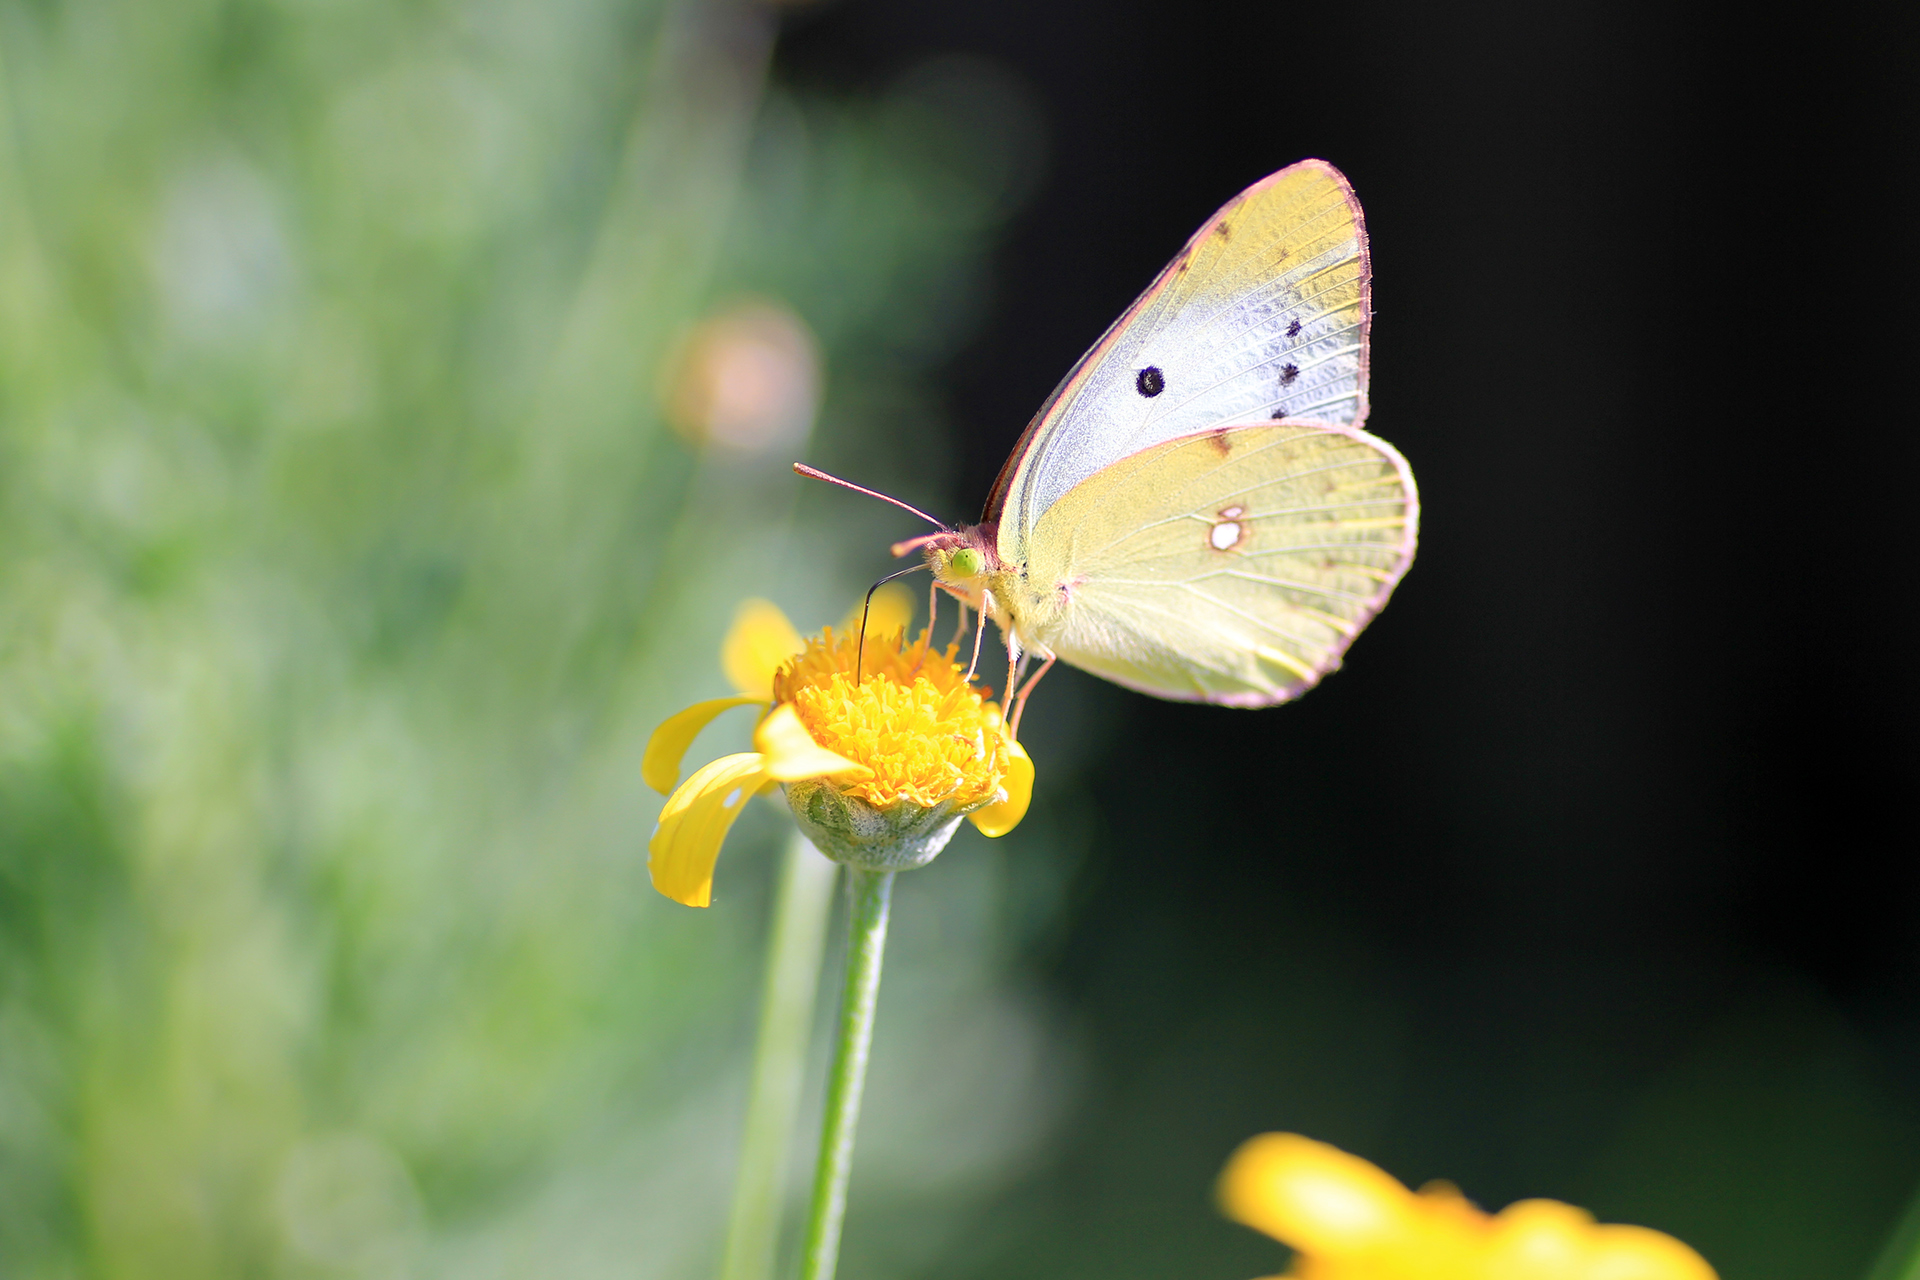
(1285, 318, 1302, 338)
(1136, 366, 1165, 397)
(1279, 363, 1300, 386)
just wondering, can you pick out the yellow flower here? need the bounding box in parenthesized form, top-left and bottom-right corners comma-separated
(644, 595, 1034, 907)
(1219, 1133, 1717, 1280)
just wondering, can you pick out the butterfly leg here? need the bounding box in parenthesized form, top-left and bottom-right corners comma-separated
(966, 601, 989, 683)
(1009, 651, 1056, 740)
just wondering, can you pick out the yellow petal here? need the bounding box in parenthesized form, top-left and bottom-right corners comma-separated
(969, 739, 1033, 838)
(643, 695, 767, 794)
(723, 599, 805, 698)
(1218, 1133, 1425, 1258)
(1487, 1203, 1717, 1280)
(754, 704, 870, 782)
(649, 753, 773, 907)
(1481, 1199, 1591, 1280)
(837, 581, 915, 642)
(1578, 1225, 1719, 1280)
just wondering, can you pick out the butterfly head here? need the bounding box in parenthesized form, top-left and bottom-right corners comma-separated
(918, 526, 993, 584)
(895, 525, 1002, 617)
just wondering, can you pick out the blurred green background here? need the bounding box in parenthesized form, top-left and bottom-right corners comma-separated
(0, 0, 1061, 1273)
(3, 0, 1916, 1278)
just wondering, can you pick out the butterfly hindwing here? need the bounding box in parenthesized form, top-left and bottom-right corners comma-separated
(1016, 423, 1416, 706)
(994, 160, 1370, 562)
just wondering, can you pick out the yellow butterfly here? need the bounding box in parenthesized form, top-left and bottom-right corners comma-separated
(802, 160, 1417, 735)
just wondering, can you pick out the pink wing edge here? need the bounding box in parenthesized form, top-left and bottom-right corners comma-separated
(1089, 419, 1419, 710)
(981, 157, 1375, 527)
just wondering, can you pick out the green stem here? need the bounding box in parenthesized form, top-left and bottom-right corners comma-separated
(799, 868, 895, 1280)
(1866, 1176, 1920, 1280)
(718, 832, 840, 1280)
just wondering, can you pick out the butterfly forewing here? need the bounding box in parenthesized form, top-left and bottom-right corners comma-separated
(1020, 424, 1416, 706)
(995, 160, 1370, 562)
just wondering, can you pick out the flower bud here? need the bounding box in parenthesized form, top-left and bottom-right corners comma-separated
(782, 777, 1008, 871)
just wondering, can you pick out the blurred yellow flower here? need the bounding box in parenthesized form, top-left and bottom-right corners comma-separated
(1219, 1133, 1717, 1280)
(644, 595, 1032, 907)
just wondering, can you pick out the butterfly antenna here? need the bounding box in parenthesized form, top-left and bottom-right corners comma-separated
(856, 564, 929, 684)
(793, 463, 948, 530)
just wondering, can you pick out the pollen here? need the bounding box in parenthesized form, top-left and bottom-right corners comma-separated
(772, 626, 1010, 810)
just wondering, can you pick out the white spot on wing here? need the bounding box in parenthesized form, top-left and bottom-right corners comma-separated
(1210, 521, 1242, 551)
(1218, 505, 1245, 519)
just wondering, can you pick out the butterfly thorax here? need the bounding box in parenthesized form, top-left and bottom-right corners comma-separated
(985, 564, 1070, 663)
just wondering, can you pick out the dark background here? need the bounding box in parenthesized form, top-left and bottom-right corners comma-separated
(777, 3, 1919, 1277)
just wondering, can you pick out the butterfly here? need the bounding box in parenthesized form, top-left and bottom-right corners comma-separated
(801, 159, 1418, 736)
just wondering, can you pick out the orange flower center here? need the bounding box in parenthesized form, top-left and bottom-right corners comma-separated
(771, 627, 1009, 810)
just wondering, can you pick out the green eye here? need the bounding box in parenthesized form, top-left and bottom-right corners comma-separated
(950, 547, 983, 578)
